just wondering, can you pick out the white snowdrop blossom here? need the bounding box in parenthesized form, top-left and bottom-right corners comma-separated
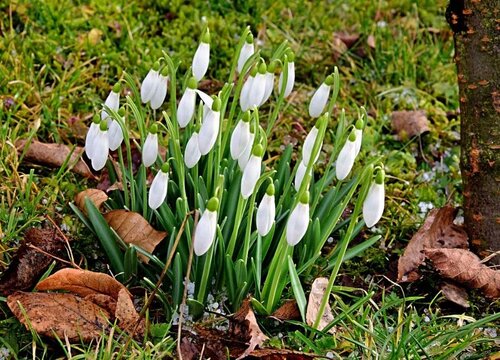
(256, 184, 275, 236)
(177, 77, 198, 128)
(247, 62, 267, 108)
(192, 30, 210, 81)
(336, 131, 358, 181)
(240, 71, 255, 111)
(148, 164, 169, 210)
(150, 72, 168, 110)
(261, 60, 278, 105)
(142, 131, 159, 168)
(141, 63, 160, 104)
(363, 171, 385, 227)
(238, 132, 255, 170)
(302, 126, 320, 166)
(278, 55, 295, 97)
(198, 98, 221, 155)
(308, 80, 332, 118)
(194, 198, 218, 256)
(237, 34, 254, 73)
(101, 84, 120, 122)
(230, 113, 252, 160)
(107, 119, 123, 151)
(85, 117, 100, 160)
(294, 161, 310, 191)
(90, 123, 109, 171)
(241, 145, 263, 199)
(195, 89, 213, 119)
(184, 132, 202, 168)
(286, 192, 310, 246)
(353, 119, 364, 157)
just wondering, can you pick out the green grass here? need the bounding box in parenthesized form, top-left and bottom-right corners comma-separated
(1, 0, 498, 358)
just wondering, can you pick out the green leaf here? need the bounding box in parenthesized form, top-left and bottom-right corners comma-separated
(288, 256, 307, 322)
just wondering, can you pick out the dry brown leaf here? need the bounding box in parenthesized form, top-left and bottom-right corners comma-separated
(440, 282, 470, 308)
(0, 228, 66, 296)
(231, 298, 269, 359)
(104, 210, 166, 263)
(305, 277, 335, 334)
(248, 348, 319, 359)
(398, 206, 468, 282)
(367, 34, 376, 49)
(270, 300, 301, 321)
(115, 288, 144, 335)
(425, 248, 500, 298)
(84, 293, 117, 315)
(15, 140, 94, 178)
(75, 189, 108, 213)
(391, 110, 430, 139)
(36, 268, 126, 300)
(7, 292, 110, 342)
(333, 32, 360, 49)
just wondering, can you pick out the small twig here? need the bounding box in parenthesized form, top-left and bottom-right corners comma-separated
(177, 210, 199, 360)
(480, 250, 500, 264)
(45, 215, 77, 267)
(27, 244, 79, 268)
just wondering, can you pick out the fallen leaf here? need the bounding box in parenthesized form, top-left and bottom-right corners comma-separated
(248, 348, 319, 359)
(104, 210, 166, 263)
(305, 277, 335, 334)
(270, 300, 301, 321)
(15, 140, 94, 178)
(0, 228, 66, 296)
(75, 189, 108, 213)
(84, 293, 117, 314)
(440, 282, 470, 308)
(398, 206, 468, 282)
(88, 28, 103, 45)
(333, 32, 360, 49)
(367, 34, 376, 49)
(115, 288, 145, 334)
(7, 292, 110, 342)
(36, 268, 126, 300)
(231, 298, 269, 359)
(391, 110, 430, 139)
(424, 248, 500, 298)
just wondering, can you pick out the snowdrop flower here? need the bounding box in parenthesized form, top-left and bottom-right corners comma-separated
(177, 77, 198, 128)
(192, 29, 210, 81)
(353, 118, 364, 157)
(238, 128, 255, 170)
(237, 33, 254, 73)
(150, 67, 169, 110)
(194, 197, 219, 256)
(278, 51, 295, 97)
(302, 115, 327, 166)
(195, 89, 213, 119)
(90, 121, 109, 171)
(85, 115, 101, 160)
(363, 169, 385, 227)
(308, 74, 334, 118)
(247, 61, 267, 108)
(261, 60, 278, 105)
(294, 162, 310, 192)
(101, 83, 121, 122)
(148, 162, 169, 210)
(286, 191, 310, 246)
(198, 97, 221, 155)
(241, 144, 264, 199)
(230, 111, 252, 160)
(256, 183, 275, 236)
(108, 108, 125, 151)
(142, 125, 159, 168)
(184, 132, 201, 168)
(336, 130, 358, 181)
(240, 67, 257, 111)
(141, 61, 160, 104)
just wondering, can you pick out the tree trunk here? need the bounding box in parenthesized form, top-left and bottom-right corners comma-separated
(446, 0, 500, 262)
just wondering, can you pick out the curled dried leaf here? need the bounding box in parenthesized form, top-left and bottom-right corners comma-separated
(391, 110, 430, 139)
(75, 189, 108, 213)
(440, 282, 470, 308)
(115, 288, 145, 336)
(305, 277, 335, 334)
(270, 300, 301, 321)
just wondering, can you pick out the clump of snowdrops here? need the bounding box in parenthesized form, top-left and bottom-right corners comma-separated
(76, 26, 385, 327)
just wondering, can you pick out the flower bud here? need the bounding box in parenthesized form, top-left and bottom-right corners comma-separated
(142, 132, 159, 167)
(101, 85, 120, 122)
(237, 33, 254, 73)
(230, 117, 252, 160)
(90, 123, 109, 171)
(240, 144, 263, 199)
(148, 164, 169, 210)
(286, 191, 310, 246)
(184, 132, 202, 168)
(150, 72, 168, 110)
(256, 184, 275, 236)
(308, 82, 331, 118)
(177, 85, 197, 128)
(335, 130, 358, 181)
(192, 29, 210, 81)
(194, 197, 218, 256)
(141, 63, 160, 103)
(362, 170, 385, 227)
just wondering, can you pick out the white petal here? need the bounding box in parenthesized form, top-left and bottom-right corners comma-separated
(142, 133, 158, 167)
(108, 119, 123, 151)
(141, 70, 159, 103)
(248, 73, 266, 108)
(184, 133, 202, 168)
(198, 109, 220, 155)
(261, 72, 274, 104)
(256, 194, 275, 236)
(85, 122, 99, 159)
(192, 42, 210, 81)
(308, 83, 331, 118)
(353, 128, 363, 157)
(286, 202, 310, 246)
(230, 120, 251, 160)
(239, 76, 254, 111)
(150, 75, 168, 110)
(238, 133, 255, 170)
(101, 91, 120, 121)
(237, 42, 254, 73)
(302, 126, 320, 166)
(294, 162, 310, 191)
(195, 89, 213, 108)
(194, 209, 217, 256)
(177, 88, 196, 128)
(336, 138, 357, 181)
(363, 183, 385, 227)
(278, 62, 295, 97)
(90, 130, 109, 171)
(241, 155, 262, 199)
(148, 170, 169, 210)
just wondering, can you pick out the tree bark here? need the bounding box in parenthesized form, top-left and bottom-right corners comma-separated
(446, 0, 500, 262)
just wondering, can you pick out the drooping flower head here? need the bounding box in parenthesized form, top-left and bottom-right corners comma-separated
(278, 50, 295, 97)
(177, 77, 198, 128)
(149, 67, 169, 110)
(286, 191, 310, 246)
(241, 144, 264, 199)
(192, 29, 210, 81)
(85, 115, 101, 160)
(308, 74, 334, 118)
(302, 114, 327, 167)
(149, 162, 170, 210)
(240, 66, 257, 111)
(90, 120, 110, 171)
(256, 182, 276, 236)
(230, 111, 252, 160)
(108, 107, 125, 151)
(142, 124, 159, 168)
(237, 33, 254, 73)
(101, 82, 121, 122)
(198, 96, 221, 155)
(194, 197, 219, 256)
(141, 61, 160, 104)
(247, 60, 267, 108)
(363, 168, 385, 228)
(353, 117, 364, 157)
(184, 131, 202, 169)
(336, 128, 358, 181)
(261, 59, 278, 105)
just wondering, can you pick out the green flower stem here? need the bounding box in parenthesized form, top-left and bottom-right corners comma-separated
(228, 26, 251, 84)
(117, 149, 130, 208)
(196, 238, 215, 303)
(140, 164, 147, 218)
(226, 195, 248, 258)
(266, 55, 288, 137)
